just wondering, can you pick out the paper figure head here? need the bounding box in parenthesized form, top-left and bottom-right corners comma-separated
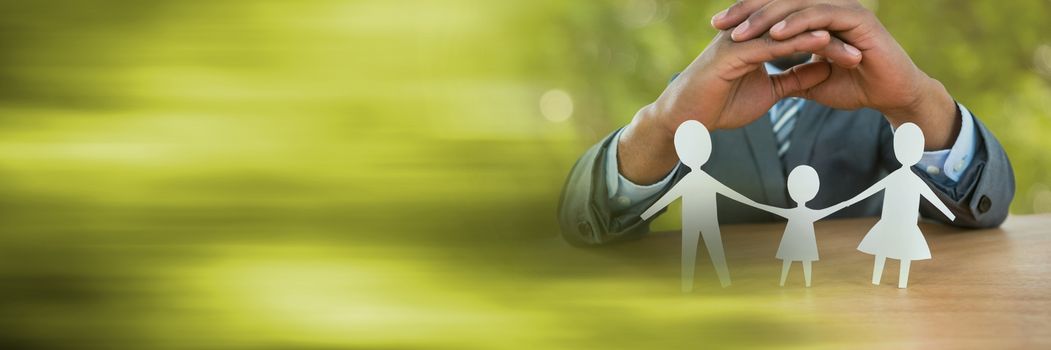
(674, 120, 712, 169)
(893, 122, 925, 166)
(787, 165, 820, 204)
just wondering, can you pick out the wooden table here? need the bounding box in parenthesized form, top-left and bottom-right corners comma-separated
(541, 214, 1051, 349)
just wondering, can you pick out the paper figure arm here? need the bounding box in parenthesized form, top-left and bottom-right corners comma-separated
(641, 185, 684, 220)
(712, 179, 790, 218)
(749, 201, 791, 218)
(918, 178, 957, 221)
(814, 176, 890, 219)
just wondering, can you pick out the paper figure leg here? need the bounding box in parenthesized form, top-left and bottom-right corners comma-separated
(701, 225, 731, 287)
(872, 255, 886, 285)
(681, 229, 700, 292)
(803, 260, 813, 287)
(779, 260, 791, 287)
(898, 260, 911, 289)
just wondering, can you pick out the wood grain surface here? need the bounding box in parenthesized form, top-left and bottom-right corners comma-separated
(540, 214, 1051, 349)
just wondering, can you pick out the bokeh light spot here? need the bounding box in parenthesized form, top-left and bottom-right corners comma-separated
(540, 89, 574, 123)
(1032, 184, 1051, 213)
(621, 0, 659, 28)
(1034, 44, 1051, 79)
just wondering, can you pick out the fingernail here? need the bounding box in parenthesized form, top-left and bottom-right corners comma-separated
(772, 21, 787, 33)
(811, 30, 828, 37)
(845, 44, 861, 56)
(732, 21, 749, 40)
(711, 9, 728, 26)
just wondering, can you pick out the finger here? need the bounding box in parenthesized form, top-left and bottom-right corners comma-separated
(734, 30, 831, 65)
(711, 0, 775, 30)
(811, 34, 863, 68)
(770, 61, 831, 98)
(729, 0, 815, 41)
(767, 4, 872, 44)
(721, 30, 831, 79)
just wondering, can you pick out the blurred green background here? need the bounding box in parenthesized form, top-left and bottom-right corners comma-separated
(0, 0, 1049, 349)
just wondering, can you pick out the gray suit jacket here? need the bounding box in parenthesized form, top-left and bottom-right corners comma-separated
(557, 102, 1014, 246)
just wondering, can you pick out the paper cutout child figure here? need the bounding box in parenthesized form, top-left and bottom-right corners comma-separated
(742, 166, 873, 287)
(849, 122, 957, 288)
(641, 120, 765, 291)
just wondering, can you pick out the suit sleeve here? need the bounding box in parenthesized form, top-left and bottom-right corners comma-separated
(879, 111, 1015, 228)
(557, 129, 683, 246)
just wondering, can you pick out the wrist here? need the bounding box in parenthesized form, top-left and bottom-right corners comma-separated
(616, 104, 680, 185)
(884, 77, 959, 150)
(634, 103, 676, 139)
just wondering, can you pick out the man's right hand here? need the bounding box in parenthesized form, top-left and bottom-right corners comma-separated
(617, 29, 863, 185)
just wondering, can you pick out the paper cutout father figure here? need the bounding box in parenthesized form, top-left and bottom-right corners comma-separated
(640, 120, 767, 290)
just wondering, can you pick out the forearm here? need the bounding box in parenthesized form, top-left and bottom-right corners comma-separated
(617, 104, 680, 185)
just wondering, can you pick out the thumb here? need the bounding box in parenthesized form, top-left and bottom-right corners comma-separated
(769, 61, 831, 99)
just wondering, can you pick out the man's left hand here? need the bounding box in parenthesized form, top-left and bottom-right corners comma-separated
(711, 0, 960, 149)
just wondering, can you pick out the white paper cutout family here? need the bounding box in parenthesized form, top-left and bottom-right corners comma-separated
(641, 120, 956, 292)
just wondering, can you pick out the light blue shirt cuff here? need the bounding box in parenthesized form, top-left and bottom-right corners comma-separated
(605, 128, 680, 212)
(914, 102, 978, 183)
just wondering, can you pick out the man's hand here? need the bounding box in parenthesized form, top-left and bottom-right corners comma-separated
(710, 0, 960, 150)
(619, 29, 862, 184)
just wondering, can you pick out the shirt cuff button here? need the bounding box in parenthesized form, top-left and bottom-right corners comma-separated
(925, 165, 941, 176)
(977, 195, 992, 214)
(577, 222, 594, 236)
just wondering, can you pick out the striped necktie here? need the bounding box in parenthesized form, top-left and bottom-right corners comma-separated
(770, 97, 805, 158)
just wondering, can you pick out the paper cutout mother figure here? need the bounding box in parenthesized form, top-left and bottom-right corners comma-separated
(641, 120, 762, 291)
(744, 165, 872, 287)
(852, 122, 957, 288)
